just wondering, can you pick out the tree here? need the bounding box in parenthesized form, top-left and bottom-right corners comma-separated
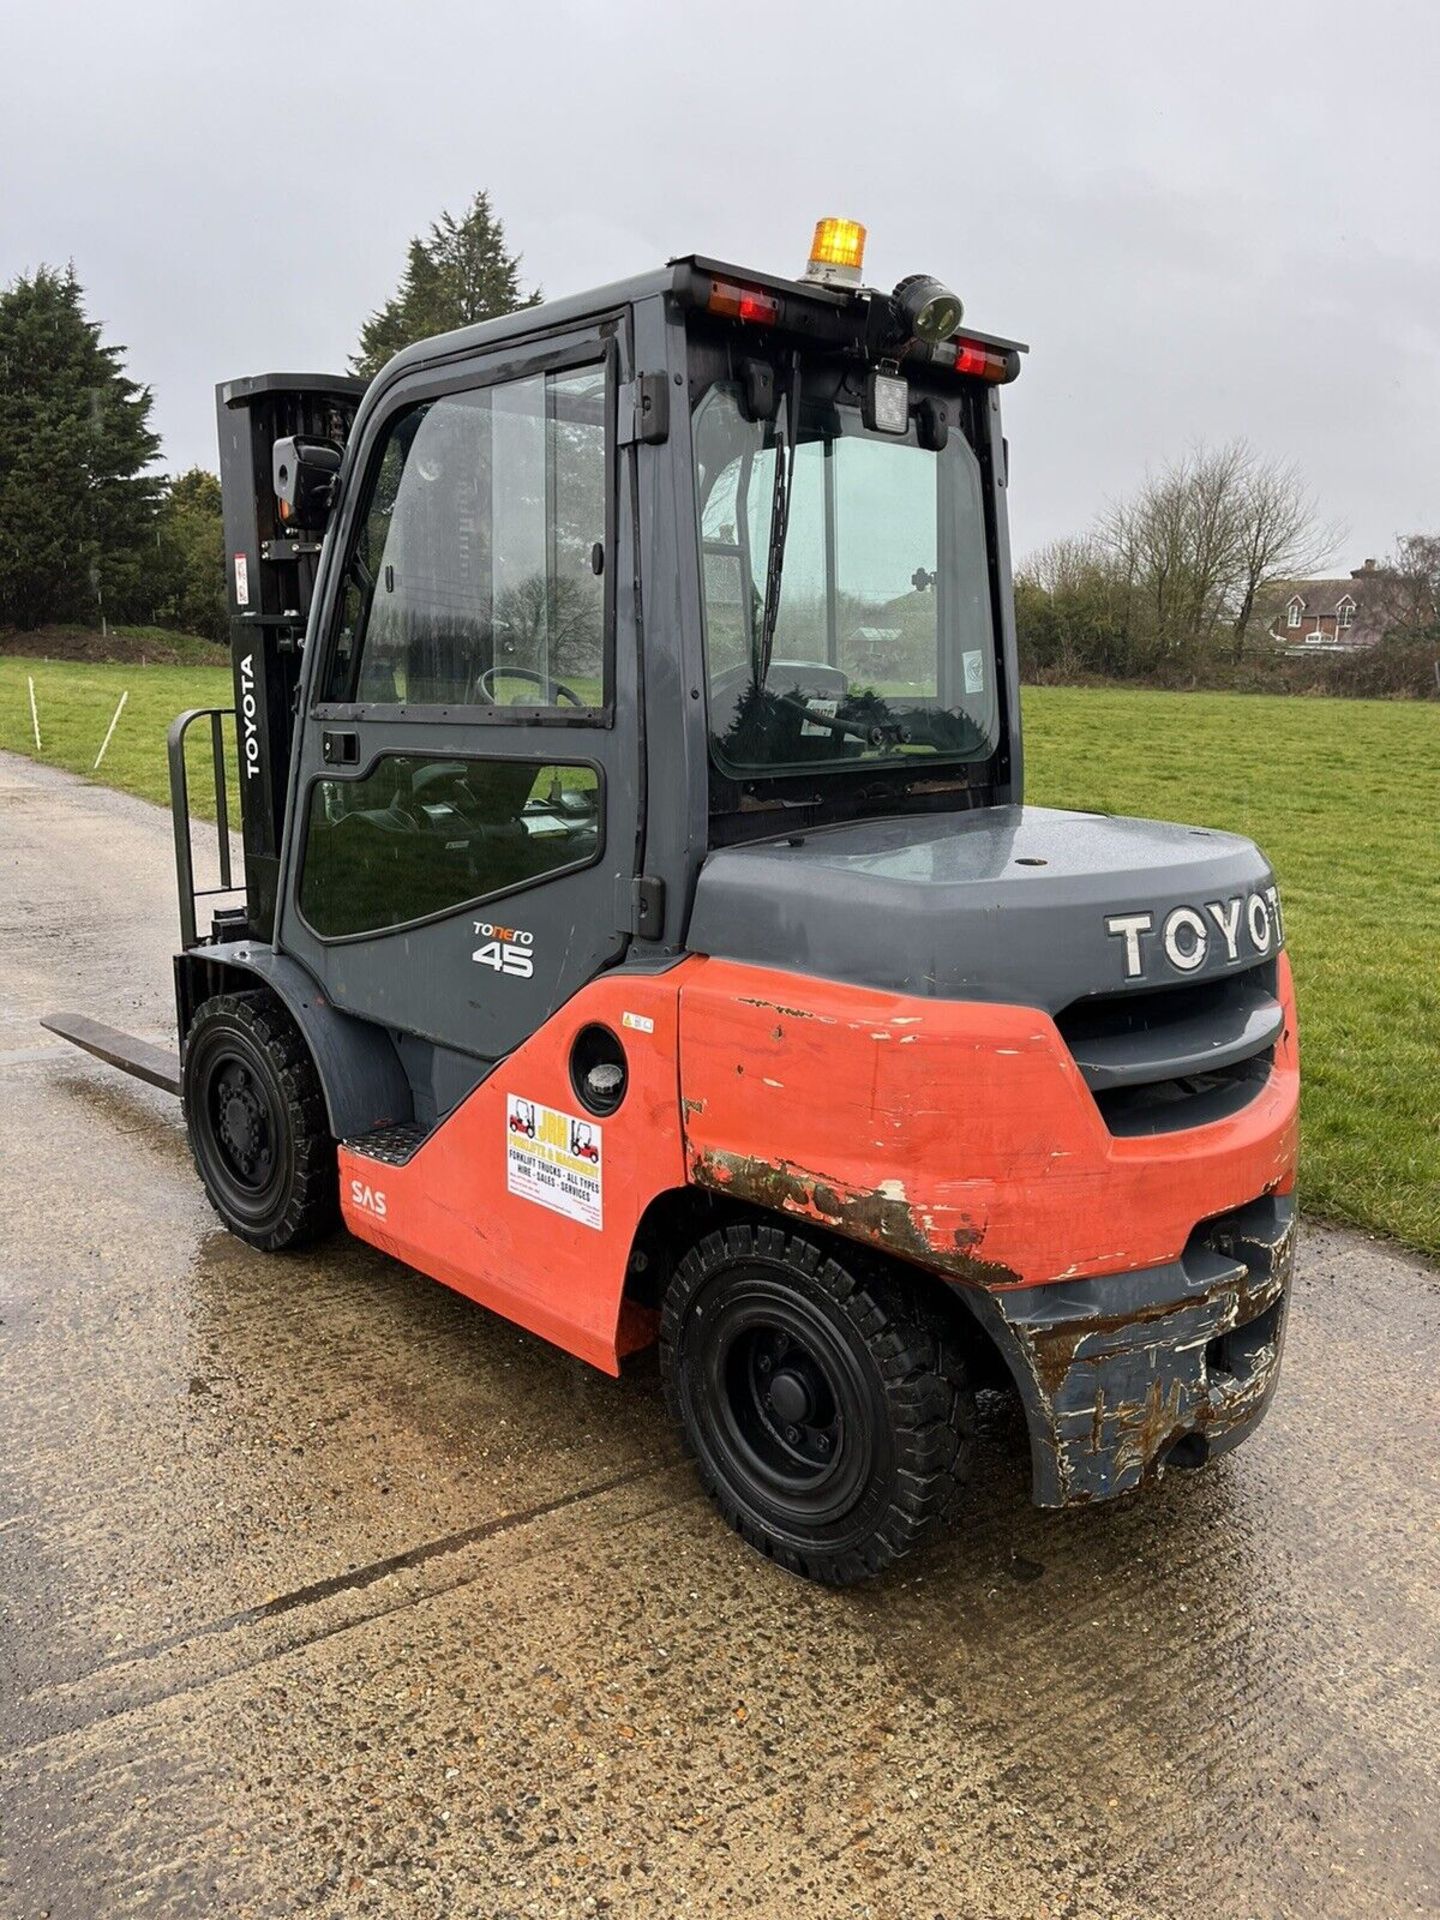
(1383, 534, 1440, 643)
(1018, 441, 1338, 682)
(1014, 536, 1133, 679)
(1227, 453, 1337, 661)
(154, 467, 226, 641)
(0, 265, 161, 630)
(352, 191, 540, 380)
(493, 571, 602, 680)
(1096, 440, 1335, 667)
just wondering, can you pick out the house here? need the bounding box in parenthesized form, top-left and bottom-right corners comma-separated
(848, 624, 905, 671)
(1267, 559, 1397, 653)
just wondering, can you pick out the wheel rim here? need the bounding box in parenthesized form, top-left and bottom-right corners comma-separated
(210, 1054, 276, 1190)
(689, 1272, 879, 1531)
(192, 1035, 288, 1223)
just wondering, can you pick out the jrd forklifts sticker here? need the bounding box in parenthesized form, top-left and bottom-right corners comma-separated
(506, 1095, 603, 1229)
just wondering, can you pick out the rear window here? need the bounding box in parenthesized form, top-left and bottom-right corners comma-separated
(694, 378, 998, 779)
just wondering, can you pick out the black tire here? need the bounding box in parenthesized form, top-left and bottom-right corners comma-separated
(660, 1222, 975, 1585)
(182, 990, 338, 1251)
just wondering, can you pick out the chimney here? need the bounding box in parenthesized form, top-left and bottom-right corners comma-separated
(1352, 558, 1378, 577)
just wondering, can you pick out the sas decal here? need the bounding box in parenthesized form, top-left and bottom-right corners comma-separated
(506, 1094, 602, 1230)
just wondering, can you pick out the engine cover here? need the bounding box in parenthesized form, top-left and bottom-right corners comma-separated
(685, 805, 1282, 1009)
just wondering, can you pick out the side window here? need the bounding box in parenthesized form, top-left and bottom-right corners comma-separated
(298, 757, 602, 939)
(698, 449, 751, 677)
(328, 364, 608, 708)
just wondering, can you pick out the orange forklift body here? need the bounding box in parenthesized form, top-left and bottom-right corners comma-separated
(338, 952, 1299, 1501)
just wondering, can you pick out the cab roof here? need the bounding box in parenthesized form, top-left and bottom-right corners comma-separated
(374, 254, 1026, 393)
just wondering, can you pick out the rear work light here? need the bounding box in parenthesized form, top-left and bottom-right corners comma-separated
(947, 336, 1021, 384)
(707, 278, 780, 324)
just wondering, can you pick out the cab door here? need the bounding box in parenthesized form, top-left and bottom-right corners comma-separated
(277, 319, 640, 1101)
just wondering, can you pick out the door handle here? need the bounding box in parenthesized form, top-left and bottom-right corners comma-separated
(322, 729, 359, 766)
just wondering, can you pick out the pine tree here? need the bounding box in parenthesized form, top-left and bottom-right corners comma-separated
(0, 266, 161, 630)
(352, 191, 540, 380)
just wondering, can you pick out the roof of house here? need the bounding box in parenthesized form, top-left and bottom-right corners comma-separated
(1262, 565, 1402, 648)
(1279, 580, 1360, 610)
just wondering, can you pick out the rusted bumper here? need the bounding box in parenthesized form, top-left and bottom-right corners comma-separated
(971, 1195, 1296, 1508)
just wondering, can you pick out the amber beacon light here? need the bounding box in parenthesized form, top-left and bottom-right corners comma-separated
(804, 217, 867, 286)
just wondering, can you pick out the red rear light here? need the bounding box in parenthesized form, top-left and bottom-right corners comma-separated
(707, 278, 780, 325)
(951, 337, 1019, 383)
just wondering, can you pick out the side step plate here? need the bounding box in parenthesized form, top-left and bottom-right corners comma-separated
(345, 1121, 432, 1167)
(39, 1013, 181, 1097)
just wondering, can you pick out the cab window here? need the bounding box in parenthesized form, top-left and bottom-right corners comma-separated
(298, 757, 602, 939)
(327, 364, 608, 709)
(694, 379, 997, 776)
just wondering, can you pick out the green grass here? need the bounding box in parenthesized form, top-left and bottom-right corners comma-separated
(2, 659, 1436, 1258)
(82, 625, 227, 666)
(0, 655, 236, 819)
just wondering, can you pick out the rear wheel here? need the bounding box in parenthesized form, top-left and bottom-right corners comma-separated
(660, 1223, 975, 1584)
(182, 990, 337, 1251)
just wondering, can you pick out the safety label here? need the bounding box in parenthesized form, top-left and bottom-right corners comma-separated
(234, 552, 250, 607)
(506, 1094, 603, 1230)
(962, 649, 985, 695)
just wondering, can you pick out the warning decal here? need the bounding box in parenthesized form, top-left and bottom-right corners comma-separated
(506, 1095, 603, 1230)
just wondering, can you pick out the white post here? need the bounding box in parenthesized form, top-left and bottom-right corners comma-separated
(27, 675, 41, 752)
(93, 690, 129, 770)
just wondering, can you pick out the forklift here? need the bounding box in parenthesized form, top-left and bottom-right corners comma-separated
(46, 219, 1299, 1584)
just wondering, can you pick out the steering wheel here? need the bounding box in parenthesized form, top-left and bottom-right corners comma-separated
(477, 665, 585, 707)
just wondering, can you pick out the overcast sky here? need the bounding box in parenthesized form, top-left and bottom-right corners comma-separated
(4, 0, 1436, 569)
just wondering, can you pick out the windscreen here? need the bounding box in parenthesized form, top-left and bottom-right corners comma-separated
(693, 379, 998, 778)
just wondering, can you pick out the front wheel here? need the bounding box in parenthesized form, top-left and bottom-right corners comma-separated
(182, 990, 337, 1251)
(660, 1224, 975, 1585)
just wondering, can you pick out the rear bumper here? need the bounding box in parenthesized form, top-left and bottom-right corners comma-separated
(973, 1194, 1296, 1508)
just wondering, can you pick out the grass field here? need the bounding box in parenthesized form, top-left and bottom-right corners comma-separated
(2, 658, 1436, 1260)
(0, 655, 238, 822)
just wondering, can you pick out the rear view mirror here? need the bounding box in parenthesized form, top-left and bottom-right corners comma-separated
(273, 434, 343, 530)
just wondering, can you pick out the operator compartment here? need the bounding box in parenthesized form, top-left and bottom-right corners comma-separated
(675, 235, 1023, 846)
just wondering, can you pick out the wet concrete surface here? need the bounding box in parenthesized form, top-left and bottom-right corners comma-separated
(1, 747, 1437, 1920)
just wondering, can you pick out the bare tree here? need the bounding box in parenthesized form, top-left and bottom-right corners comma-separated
(1181, 442, 1249, 648)
(1016, 534, 1134, 678)
(493, 570, 603, 679)
(1099, 441, 1337, 665)
(1025, 440, 1341, 682)
(1228, 450, 1339, 661)
(1024, 534, 1108, 595)
(1384, 533, 1440, 640)
(1100, 454, 1213, 660)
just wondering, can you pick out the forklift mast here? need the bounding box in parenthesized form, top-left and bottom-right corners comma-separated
(215, 373, 366, 942)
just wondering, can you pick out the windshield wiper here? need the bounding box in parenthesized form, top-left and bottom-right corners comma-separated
(754, 354, 802, 689)
(772, 691, 908, 748)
